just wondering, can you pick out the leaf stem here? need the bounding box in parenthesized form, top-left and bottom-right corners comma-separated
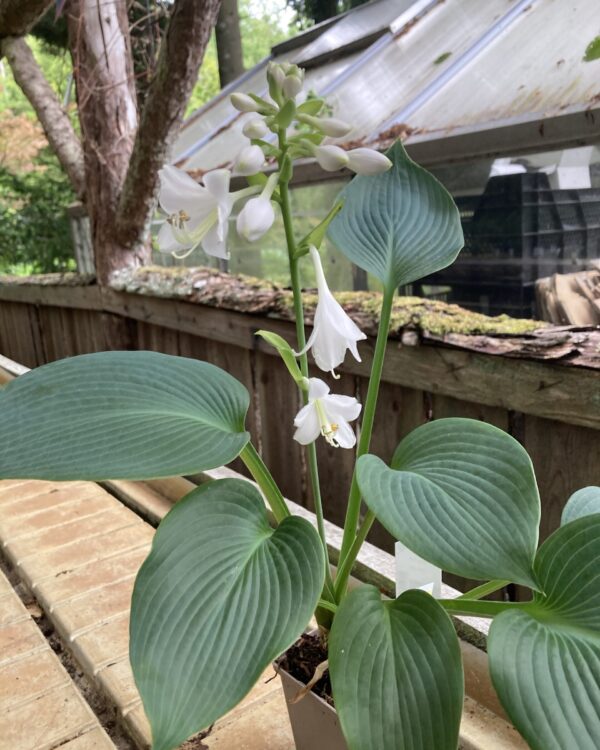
(439, 598, 530, 619)
(278, 127, 335, 600)
(457, 580, 510, 601)
(334, 283, 395, 601)
(317, 598, 338, 614)
(240, 443, 290, 524)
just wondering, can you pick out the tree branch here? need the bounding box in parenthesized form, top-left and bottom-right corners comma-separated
(0, 0, 52, 37)
(0, 36, 85, 197)
(115, 0, 221, 247)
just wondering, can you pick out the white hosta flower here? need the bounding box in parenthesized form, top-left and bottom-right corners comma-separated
(346, 148, 392, 175)
(242, 117, 269, 139)
(298, 114, 352, 137)
(294, 378, 361, 449)
(157, 166, 238, 260)
(234, 145, 265, 176)
(313, 145, 349, 172)
(236, 196, 275, 241)
(283, 72, 303, 99)
(297, 246, 366, 374)
(231, 92, 261, 113)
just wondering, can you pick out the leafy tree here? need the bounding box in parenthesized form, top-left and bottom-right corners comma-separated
(288, 0, 367, 27)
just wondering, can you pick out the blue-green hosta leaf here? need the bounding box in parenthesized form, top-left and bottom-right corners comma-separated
(561, 486, 600, 526)
(357, 418, 540, 587)
(329, 586, 463, 750)
(489, 515, 600, 750)
(130, 478, 325, 750)
(0, 351, 250, 480)
(327, 141, 463, 289)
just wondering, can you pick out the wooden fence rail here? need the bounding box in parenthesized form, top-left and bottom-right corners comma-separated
(1, 272, 599, 594)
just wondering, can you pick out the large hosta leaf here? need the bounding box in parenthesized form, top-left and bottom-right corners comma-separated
(561, 486, 600, 525)
(0, 351, 250, 480)
(489, 514, 600, 750)
(357, 418, 540, 587)
(327, 141, 463, 289)
(130, 478, 325, 750)
(329, 586, 463, 750)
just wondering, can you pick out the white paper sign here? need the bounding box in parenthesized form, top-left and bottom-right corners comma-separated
(395, 541, 442, 598)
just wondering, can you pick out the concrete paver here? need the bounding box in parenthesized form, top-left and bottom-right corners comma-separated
(0, 567, 116, 750)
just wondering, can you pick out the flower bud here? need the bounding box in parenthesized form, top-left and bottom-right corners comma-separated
(231, 92, 260, 113)
(299, 114, 352, 137)
(267, 62, 286, 89)
(234, 145, 265, 176)
(283, 74, 303, 99)
(313, 145, 349, 172)
(236, 196, 275, 242)
(346, 148, 392, 175)
(242, 117, 269, 139)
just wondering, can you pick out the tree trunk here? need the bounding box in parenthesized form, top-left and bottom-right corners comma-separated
(0, 36, 85, 197)
(66, 0, 149, 284)
(215, 0, 244, 88)
(0, 0, 51, 37)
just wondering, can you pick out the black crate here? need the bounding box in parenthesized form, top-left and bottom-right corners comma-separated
(418, 174, 600, 317)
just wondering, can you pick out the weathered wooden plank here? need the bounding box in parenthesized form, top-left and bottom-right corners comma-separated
(95, 291, 600, 431)
(521, 415, 600, 543)
(0, 283, 102, 310)
(255, 351, 306, 506)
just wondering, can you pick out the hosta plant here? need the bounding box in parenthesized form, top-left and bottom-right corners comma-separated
(1, 62, 600, 750)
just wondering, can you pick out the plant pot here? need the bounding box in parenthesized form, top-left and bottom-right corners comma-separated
(275, 661, 348, 750)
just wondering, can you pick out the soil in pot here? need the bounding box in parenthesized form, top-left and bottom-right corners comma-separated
(276, 633, 348, 750)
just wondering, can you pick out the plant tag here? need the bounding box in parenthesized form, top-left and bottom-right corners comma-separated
(395, 541, 442, 598)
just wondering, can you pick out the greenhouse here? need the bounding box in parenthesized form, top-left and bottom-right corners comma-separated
(169, 0, 600, 317)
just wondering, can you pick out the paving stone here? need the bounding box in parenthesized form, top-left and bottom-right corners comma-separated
(204, 690, 295, 750)
(34, 546, 150, 608)
(0, 683, 98, 750)
(0, 493, 116, 539)
(0, 619, 47, 666)
(70, 614, 131, 674)
(0, 481, 93, 508)
(0, 650, 70, 710)
(52, 577, 136, 637)
(96, 657, 141, 713)
(0, 567, 116, 750)
(8, 507, 137, 561)
(13, 523, 153, 587)
(0, 590, 30, 626)
(59, 728, 119, 750)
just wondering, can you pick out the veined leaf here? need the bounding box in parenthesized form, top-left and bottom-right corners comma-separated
(329, 586, 463, 750)
(357, 418, 540, 587)
(0, 351, 250, 480)
(489, 515, 600, 750)
(130, 478, 325, 750)
(327, 141, 463, 289)
(561, 486, 600, 525)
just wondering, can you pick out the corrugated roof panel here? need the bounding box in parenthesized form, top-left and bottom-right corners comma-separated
(327, 0, 514, 142)
(294, 0, 413, 65)
(404, 0, 600, 134)
(181, 52, 363, 171)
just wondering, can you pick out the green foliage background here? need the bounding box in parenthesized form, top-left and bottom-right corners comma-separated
(0, 2, 292, 276)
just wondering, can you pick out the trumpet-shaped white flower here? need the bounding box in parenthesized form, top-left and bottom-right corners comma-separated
(297, 246, 366, 374)
(234, 145, 265, 176)
(157, 166, 257, 260)
(294, 378, 361, 449)
(346, 148, 392, 175)
(242, 117, 269, 139)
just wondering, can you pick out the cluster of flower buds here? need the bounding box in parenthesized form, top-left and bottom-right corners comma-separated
(156, 60, 391, 269)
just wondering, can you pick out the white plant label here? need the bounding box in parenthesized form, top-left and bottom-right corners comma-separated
(395, 541, 442, 598)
